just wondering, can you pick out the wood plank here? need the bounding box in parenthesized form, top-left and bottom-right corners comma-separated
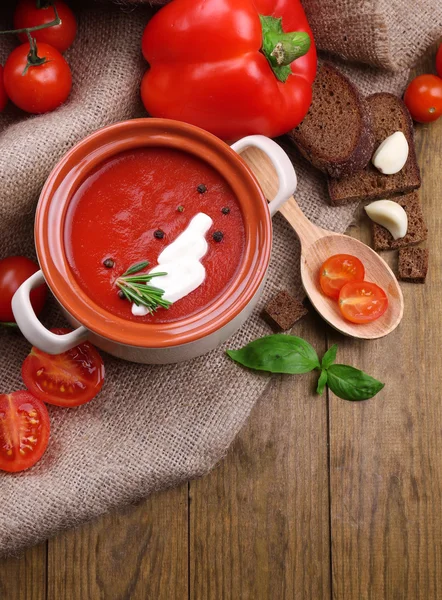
(0, 543, 47, 600)
(47, 485, 188, 600)
(190, 311, 330, 600)
(329, 47, 442, 599)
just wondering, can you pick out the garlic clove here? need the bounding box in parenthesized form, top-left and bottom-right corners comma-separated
(365, 199, 408, 240)
(372, 131, 409, 175)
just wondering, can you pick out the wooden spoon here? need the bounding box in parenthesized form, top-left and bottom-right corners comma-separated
(243, 147, 404, 340)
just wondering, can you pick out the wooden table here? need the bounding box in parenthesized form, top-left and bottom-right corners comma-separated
(1, 49, 441, 600)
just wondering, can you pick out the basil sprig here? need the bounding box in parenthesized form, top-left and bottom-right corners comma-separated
(226, 335, 320, 374)
(227, 335, 384, 402)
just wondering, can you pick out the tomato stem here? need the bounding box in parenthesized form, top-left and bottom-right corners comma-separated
(0, 2, 60, 36)
(260, 15, 310, 83)
(23, 31, 50, 75)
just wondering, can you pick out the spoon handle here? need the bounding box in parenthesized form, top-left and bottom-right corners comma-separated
(279, 196, 327, 249)
(241, 146, 327, 250)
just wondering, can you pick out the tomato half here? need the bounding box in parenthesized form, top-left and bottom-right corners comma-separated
(4, 42, 72, 114)
(22, 329, 105, 407)
(339, 281, 388, 324)
(0, 256, 47, 323)
(319, 254, 365, 300)
(436, 44, 442, 79)
(0, 391, 50, 473)
(14, 0, 77, 53)
(404, 74, 442, 123)
(0, 66, 8, 112)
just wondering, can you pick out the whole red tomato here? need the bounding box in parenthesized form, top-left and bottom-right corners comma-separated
(404, 74, 442, 123)
(0, 256, 47, 323)
(14, 0, 77, 53)
(436, 44, 442, 79)
(4, 41, 72, 114)
(0, 65, 8, 112)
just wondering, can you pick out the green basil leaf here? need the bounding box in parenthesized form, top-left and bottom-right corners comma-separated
(226, 334, 320, 374)
(327, 364, 384, 401)
(316, 369, 328, 395)
(321, 344, 338, 370)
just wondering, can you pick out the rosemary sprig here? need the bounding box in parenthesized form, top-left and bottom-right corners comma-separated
(116, 261, 172, 314)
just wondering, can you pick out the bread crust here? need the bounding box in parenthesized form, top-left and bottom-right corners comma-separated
(290, 62, 375, 178)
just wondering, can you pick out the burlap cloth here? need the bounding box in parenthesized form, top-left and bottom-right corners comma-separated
(0, 0, 440, 556)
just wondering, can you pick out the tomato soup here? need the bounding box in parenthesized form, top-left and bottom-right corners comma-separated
(65, 147, 246, 323)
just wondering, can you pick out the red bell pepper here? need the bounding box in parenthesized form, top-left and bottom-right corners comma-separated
(141, 0, 317, 140)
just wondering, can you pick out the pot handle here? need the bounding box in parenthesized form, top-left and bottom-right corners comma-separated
(12, 270, 89, 355)
(230, 135, 297, 217)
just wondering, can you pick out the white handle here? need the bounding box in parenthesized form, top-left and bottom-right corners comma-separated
(231, 135, 297, 217)
(12, 270, 89, 355)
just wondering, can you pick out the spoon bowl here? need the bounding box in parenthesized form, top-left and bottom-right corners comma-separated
(243, 147, 404, 339)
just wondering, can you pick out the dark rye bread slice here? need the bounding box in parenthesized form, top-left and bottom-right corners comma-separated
(398, 247, 429, 283)
(290, 63, 374, 178)
(263, 290, 308, 331)
(328, 93, 421, 205)
(371, 192, 427, 250)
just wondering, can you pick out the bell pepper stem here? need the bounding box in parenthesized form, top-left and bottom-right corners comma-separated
(260, 15, 311, 83)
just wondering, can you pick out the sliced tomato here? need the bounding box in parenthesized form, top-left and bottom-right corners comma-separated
(0, 391, 50, 473)
(319, 254, 365, 300)
(22, 329, 105, 407)
(339, 281, 388, 324)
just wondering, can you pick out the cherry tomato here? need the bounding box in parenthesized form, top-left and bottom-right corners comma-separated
(339, 281, 388, 324)
(0, 391, 50, 473)
(0, 66, 8, 112)
(319, 254, 365, 300)
(404, 74, 442, 123)
(14, 0, 77, 54)
(436, 44, 442, 79)
(22, 329, 105, 407)
(4, 42, 72, 114)
(0, 256, 47, 323)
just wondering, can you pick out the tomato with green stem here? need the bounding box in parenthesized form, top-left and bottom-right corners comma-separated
(13, 0, 77, 53)
(0, 391, 50, 473)
(319, 254, 365, 300)
(22, 329, 105, 407)
(3, 37, 72, 114)
(404, 74, 442, 123)
(0, 256, 47, 324)
(339, 281, 388, 324)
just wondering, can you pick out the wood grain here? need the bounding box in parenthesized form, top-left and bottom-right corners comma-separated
(0, 544, 46, 600)
(328, 47, 442, 599)
(190, 312, 330, 600)
(46, 485, 188, 600)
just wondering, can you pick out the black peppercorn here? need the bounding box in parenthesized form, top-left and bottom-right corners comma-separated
(103, 258, 115, 269)
(212, 231, 224, 242)
(197, 184, 207, 194)
(221, 207, 230, 215)
(118, 290, 126, 300)
(177, 205, 184, 212)
(154, 229, 165, 239)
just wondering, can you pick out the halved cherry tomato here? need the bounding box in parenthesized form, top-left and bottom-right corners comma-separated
(339, 281, 388, 324)
(436, 44, 442, 79)
(403, 74, 442, 123)
(0, 66, 8, 112)
(4, 42, 72, 114)
(319, 254, 365, 300)
(22, 329, 105, 407)
(14, 0, 77, 53)
(0, 391, 50, 473)
(0, 256, 47, 323)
